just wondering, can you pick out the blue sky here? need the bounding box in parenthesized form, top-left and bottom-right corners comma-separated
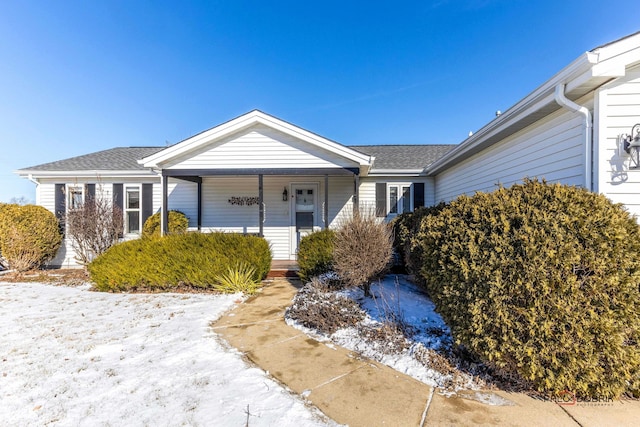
(1, 0, 638, 202)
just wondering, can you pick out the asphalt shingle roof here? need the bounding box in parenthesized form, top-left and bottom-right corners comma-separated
(20, 144, 456, 173)
(349, 145, 456, 171)
(20, 147, 166, 171)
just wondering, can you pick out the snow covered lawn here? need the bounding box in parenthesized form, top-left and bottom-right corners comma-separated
(0, 282, 332, 426)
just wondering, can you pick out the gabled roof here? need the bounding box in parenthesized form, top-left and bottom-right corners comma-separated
(139, 110, 374, 173)
(350, 145, 455, 173)
(16, 147, 165, 176)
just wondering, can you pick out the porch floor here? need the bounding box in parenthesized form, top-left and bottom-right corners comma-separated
(267, 260, 299, 278)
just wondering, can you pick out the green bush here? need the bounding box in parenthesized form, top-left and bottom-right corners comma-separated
(297, 229, 336, 281)
(392, 202, 446, 277)
(142, 210, 189, 238)
(416, 179, 640, 398)
(88, 232, 272, 292)
(0, 204, 62, 271)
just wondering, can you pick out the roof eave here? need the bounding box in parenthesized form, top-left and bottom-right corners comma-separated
(15, 169, 159, 179)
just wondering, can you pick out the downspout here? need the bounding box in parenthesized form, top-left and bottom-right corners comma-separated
(554, 84, 592, 191)
(27, 173, 39, 185)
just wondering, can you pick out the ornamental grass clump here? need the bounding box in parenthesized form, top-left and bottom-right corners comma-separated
(417, 178, 640, 398)
(213, 262, 261, 295)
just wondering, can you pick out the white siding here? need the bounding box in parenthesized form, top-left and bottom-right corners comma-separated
(435, 105, 588, 202)
(36, 177, 160, 268)
(164, 125, 358, 170)
(594, 67, 640, 218)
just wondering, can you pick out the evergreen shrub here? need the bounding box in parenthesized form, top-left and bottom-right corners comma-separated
(88, 232, 271, 291)
(0, 204, 62, 271)
(297, 229, 336, 281)
(417, 179, 640, 398)
(392, 202, 447, 277)
(142, 210, 189, 238)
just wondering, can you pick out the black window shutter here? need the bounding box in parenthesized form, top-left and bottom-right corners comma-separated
(375, 183, 387, 217)
(112, 184, 123, 211)
(85, 183, 96, 202)
(141, 183, 153, 226)
(112, 184, 123, 238)
(413, 183, 425, 208)
(54, 184, 66, 234)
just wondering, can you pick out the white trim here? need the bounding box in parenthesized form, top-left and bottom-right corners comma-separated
(124, 184, 142, 236)
(139, 110, 373, 172)
(386, 182, 413, 218)
(289, 182, 320, 258)
(66, 184, 84, 210)
(15, 170, 157, 178)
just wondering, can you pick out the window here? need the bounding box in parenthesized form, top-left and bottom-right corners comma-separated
(376, 182, 425, 218)
(125, 186, 141, 234)
(68, 186, 83, 210)
(388, 184, 412, 215)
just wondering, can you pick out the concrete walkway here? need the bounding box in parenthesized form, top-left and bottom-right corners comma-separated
(212, 278, 640, 427)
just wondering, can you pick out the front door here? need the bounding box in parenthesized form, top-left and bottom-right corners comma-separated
(290, 183, 318, 258)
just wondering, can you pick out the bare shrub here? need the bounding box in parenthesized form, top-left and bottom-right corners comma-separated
(66, 196, 123, 265)
(333, 209, 393, 296)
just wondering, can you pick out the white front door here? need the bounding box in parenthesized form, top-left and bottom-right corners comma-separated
(290, 183, 319, 258)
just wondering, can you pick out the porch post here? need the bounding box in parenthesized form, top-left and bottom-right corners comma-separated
(197, 179, 202, 231)
(161, 175, 169, 236)
(324, 174, 329, 229)
(353, 174, 360, 215)
(258, 174, 264, 237)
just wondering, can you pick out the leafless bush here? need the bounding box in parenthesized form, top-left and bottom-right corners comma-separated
(66, 196, 123, 265)
(333, 208, 393, 296)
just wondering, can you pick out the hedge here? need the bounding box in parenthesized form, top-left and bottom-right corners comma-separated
(88, 232, 272, 291)
(416, 179, 640, 398)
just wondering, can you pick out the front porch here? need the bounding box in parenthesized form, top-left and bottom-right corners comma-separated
(160, 172, 360, 260)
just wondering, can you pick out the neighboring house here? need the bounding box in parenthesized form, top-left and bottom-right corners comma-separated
(16, 31, 640, 267)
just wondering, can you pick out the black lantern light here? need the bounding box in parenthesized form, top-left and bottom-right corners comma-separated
(282, 187, 288, 201)
(623, 124, 640, 169)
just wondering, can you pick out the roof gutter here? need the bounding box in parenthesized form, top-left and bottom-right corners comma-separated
(554, 84, 592, 191)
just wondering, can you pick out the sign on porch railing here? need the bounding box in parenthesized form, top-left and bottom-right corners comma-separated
(228, 196, 260, 206)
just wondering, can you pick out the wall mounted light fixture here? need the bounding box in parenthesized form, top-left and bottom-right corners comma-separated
(282, 187, 288, 201)
(624, 124, 640, 169)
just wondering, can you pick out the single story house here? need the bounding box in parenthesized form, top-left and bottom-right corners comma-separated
(16, 31, 640, 267)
